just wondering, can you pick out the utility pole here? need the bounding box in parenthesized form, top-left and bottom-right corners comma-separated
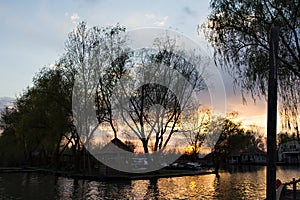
(266, 26, 279, 200)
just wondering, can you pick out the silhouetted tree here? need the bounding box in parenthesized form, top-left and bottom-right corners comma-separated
(183, 108, 211, 158)
(202, 0, 300, 136)
(278, 131, 299, 145)
(0, 67, 73, 167)
(115, 36, 206, 154)
(58, 22, 131, 171)
(208, 113, 262, 167)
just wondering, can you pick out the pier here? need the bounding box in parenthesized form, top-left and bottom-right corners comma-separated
(278, 178, 300, 200)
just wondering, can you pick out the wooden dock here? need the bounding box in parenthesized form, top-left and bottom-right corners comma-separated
(284, 190, 300, 200)
(278, 178, 300, 200)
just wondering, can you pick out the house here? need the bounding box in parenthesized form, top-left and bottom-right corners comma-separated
(278, 140, 300, 164)
(229, 147, 267, 165)
(95, 137, 133, 176)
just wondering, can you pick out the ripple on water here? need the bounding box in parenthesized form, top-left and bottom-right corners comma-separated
(0, 166, 298, 199)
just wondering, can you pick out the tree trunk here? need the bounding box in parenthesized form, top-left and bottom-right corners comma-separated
(73, 137, 81, 172)
(52, 136, 62, 169)
(142, 139, 149, 153)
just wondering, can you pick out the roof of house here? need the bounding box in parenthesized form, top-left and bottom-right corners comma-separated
(240, 146, 266, 155)
(98, 138, 133, 154)
(230, 146, 266, 156)
(280, 140, 300, 146)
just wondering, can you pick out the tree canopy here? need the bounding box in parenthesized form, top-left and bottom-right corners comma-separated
(58, 22, 207, 156)
(0, 67, 73, 167)
(209, 113, 265, 166)
(202, 0, 300, 134)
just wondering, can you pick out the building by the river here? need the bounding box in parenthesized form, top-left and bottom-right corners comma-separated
(278, 140, 300, 164)
(229, 147, 267, 165)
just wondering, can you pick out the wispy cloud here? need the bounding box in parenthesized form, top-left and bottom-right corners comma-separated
(144, 13, 169, 27)
(145, 13, 155, 19)
(70, 13, 80, 23)
(65, 12, 80, 24)
(154, 16, 168, 27)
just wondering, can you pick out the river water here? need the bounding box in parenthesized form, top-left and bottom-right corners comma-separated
(0, 166, 299, 200)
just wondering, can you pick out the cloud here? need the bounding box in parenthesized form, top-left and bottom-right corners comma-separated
(144, 14, 168, 27)
(70, 13, 80, 23)
(154, 16, 168, 27)
(65, 12, 80, 24)
(183, 6, 197, 17)
(145, 13, 155, 19)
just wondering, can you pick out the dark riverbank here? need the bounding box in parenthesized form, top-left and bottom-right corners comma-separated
(0, 167, 216, 181)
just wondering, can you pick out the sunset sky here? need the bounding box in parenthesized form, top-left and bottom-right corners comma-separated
(0, 0, 269, 132)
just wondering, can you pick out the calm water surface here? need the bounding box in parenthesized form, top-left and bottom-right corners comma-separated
(0, 166, 299, 200)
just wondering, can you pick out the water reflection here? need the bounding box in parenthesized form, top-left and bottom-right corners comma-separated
(55, 177, 74, 199)
(0, 166, 298, 199)
(131, 180, 149, 199)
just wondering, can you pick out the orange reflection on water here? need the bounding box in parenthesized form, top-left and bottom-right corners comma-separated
(155, 174, 217, 199)
(130, 180, 150, 199)
(129, 166, 269, 199)
(52, 166, 298, 199)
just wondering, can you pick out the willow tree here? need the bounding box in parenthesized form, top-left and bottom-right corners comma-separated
(202, 0, 300, 137)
